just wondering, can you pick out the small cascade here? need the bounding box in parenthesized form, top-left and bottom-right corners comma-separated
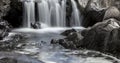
(22, 0, 82, 28)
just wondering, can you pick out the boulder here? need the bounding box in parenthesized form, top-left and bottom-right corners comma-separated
(81, 18, 120, 53)
(103, 6, 120, 21)
(61, 29, 76, 36)
(0, 33, 26, 51)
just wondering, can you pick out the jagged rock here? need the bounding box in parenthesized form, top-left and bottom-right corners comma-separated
(80, 0, 120, 27)
(81, 18, 120, 52)
(0, 33, 26, 51)
(82, 9, 106, 27)
(0, 0, 10, 19)
(52, 30, 83, 49)
(31, 22, 41, 29)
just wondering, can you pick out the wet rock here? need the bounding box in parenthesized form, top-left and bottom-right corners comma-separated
(31, 22, 41, 29)
(0, 20, 11, 40)
(82, 6, 106, 27)
(80, 0, 120, 27)
(81, 18, 120, 52)
(0, 33, 26, 51)
(61, 29, 76, 36)
(52, 30, 83, 49)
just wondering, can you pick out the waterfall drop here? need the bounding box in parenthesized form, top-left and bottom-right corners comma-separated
(23, 0, 35, 28)
(22, 0, 82, 28)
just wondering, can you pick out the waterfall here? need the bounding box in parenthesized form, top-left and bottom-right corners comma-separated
(71, 0, 81, 26)
(23, 0, 35, 28)
(22, 0, 82, 28)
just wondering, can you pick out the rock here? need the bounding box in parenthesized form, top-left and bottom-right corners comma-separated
(52, 29, 83, 49)
(82, 9, 106, 27)
(80, 0, 120, 27)
(81, 18, 120, 53)
(31, 22, 41, 29)
(0, 20, 11, 40)
(3, 0, 23, 28)
(103, 6, 120, 21)
(61, 29, 76, 36)
(104, 28, 120, 56)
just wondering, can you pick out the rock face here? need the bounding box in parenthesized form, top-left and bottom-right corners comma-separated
(0, 0, 11, 19)
(78, 0, 120, 27)
(51, 29, 83, 49)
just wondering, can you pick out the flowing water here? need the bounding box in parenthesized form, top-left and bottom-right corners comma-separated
(23, 0, 81, 28)
(15, 0, 120, 63)
(23, 0, 35, 27)
(11, 27, 120, 63)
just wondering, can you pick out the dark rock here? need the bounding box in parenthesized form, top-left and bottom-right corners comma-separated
(31, 22, 41, 29)
(61, 29, 76, 36)
(0, 20, 11, 40)
(80, 0, 120, 27)
(81, 18, 120, 52)
(82, 7, 106, 27)
(53, 30, 83, 49)
(103, 6, 120, 21)
(3, 0, 23, 28)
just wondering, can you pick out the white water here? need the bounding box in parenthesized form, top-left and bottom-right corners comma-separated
(23, 0, 82, 28)
(71, 0, 81, 26)
(23, 0, 35, 27)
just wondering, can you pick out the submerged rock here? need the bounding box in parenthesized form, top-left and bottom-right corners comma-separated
(31, 22, 41, 29)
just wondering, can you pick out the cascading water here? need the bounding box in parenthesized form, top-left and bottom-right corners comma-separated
(71, 0, 81, 26)
(23, 0, 35, 28)
(22, 0, 82, 28)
